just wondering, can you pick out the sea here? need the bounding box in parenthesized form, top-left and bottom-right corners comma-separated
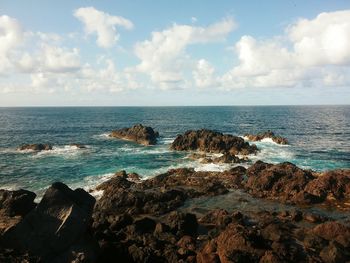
(0, 106, 349, 197)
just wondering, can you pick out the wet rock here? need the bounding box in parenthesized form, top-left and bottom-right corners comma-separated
(244, 130, 288, 145)
(18, 143, 52, 151)
(319, 241, 348, 263)
(171, 129, 258, 155)
(212, 153, 243, 164)
(110, 124, 159, 145)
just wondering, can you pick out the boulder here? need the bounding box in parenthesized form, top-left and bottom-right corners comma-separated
(171, 129, 258, 155)
(18, 144, 52, 151)
(0, 189, 36, 217)
(3, 182, 97, 262)
(110, 124, 159, 145)
(69, 143, 87, 149)
(244, 131, 288, 145)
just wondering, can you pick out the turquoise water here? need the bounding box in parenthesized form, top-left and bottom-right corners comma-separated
(0, 106, 349, 195)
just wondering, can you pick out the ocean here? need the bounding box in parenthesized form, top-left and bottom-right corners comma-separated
(0, 106, 349, 196)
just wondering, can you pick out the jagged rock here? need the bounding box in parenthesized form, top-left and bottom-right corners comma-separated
(171, 129, 258, 155)
(244, 131, 288, 145)
(3, 182, 97, 262)
(109, 124, 159, 145)
(18, 144, 52, 151)
(0, 189, 36, 217)
(245, 161, 318, 204)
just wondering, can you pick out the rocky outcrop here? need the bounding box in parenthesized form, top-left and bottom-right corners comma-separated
(171, 129, 258, 155)
(245, 161, 350, 206)
(244, 131, 288, 145)
(1, 183, 97, 262)
(109, 124, 159, 146)
(18, 143, 53, 151)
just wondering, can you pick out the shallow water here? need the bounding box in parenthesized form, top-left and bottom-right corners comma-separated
(0, 106, 349, 195)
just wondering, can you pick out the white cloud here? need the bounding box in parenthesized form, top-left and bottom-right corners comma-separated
(74, 7, 133, 48)
(134, 17, 236, 89)
(193, 59, 216, 88)
(0, 15, 23, 73)
(221, 10, 350, 89)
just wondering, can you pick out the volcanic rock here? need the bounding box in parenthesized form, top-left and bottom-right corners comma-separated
(110, 124, 159, 145)
(171, 129, 258, 155)
(18, 143, 53, 151)
(244, 130, 288, 145)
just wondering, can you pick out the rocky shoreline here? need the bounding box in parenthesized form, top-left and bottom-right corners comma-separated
(1, 162, 349, 262)
(2, 127, 349, 262)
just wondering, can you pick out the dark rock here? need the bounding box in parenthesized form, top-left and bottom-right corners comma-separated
(3, 182, 97, 262)
(110, 124, 159, 145)
(163, 211, 198, 236)
(171, 129, 258, 155)
(244, 130, 288, 145)
(18, 143, 52, 151)
(0, 189, 36, 217)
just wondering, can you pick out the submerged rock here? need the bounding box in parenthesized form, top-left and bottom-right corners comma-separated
(18, 143, 53, 151)
(171, 129, 258, 155)
(109, 124, 159, 145)
(244, 130, 288, 145)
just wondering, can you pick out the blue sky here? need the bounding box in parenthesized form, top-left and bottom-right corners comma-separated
(0, 0, 350, 106)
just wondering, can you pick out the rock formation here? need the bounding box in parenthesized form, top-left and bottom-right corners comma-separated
(244, 131, 288, 145)
(171, 129, 258, 155)
(110, 124, 159, 146)
(18, 144, 53, 151)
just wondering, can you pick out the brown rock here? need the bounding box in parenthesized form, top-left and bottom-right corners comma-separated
(171, 129, 258, 155)
(110, 124, 159, 145)
(18, 144, 52, 151)
(244, 131, 288, 145)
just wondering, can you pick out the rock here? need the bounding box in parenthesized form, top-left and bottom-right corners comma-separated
(18, 143, 52, 151)
(3, 182, 97, 262)
(163, 211, 198, 236)
(110, 124, 159, 145)
(245, 161, 316, 204)
(212, 153, 243, 164)
(244, 131, 288, 145)
(0, 189, 36, 217)
(171, 129, 258, 155)
(305, 169, 350, 202)
(312, 221, 350, 247)
(319, 241, 348, 263)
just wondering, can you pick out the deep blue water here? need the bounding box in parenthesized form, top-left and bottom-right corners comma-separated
(0, 106, 349, 196)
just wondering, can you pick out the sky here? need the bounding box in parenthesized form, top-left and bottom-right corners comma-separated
(0, 0, 350, 106)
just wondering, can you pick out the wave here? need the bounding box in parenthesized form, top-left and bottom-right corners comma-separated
(93, 133, 112, 140)
(243, 136, 290, 146)
(158, 137, 175, 145)
(33, 145, 89, 158)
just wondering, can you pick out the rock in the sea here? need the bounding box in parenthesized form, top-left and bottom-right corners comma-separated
(244, 130, 288, 145)
(110, 124, 159, 145)
(18, 143, 53, 151)
(3, 182, 97, 262)
(171, 129, 258, 155)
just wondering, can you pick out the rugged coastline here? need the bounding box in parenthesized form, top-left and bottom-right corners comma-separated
(1, 127, 350, 262)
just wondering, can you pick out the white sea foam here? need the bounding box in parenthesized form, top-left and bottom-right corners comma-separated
(158, 137, 175, 144)
(93, 133, 112, 140)
(33, 145, 89, 158)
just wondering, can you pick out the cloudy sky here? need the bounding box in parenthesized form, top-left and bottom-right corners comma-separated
(1, 0, 350, 106)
